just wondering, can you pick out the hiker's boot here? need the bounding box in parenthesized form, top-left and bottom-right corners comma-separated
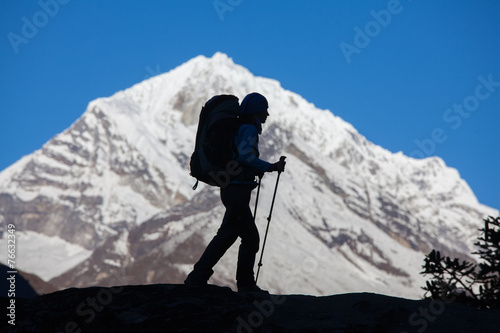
(238, 283, 269, 294)
(184, 269, 211, 287)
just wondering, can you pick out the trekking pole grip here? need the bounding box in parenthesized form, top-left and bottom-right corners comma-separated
(279, 156, 286, 173)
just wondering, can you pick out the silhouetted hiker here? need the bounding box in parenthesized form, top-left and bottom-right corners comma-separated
(185, 92, 286, 293)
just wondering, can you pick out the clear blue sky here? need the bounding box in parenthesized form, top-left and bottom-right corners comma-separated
(1, 1, 499, 210)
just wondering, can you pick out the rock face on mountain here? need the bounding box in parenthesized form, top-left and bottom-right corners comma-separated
(3, 284, 500, 333)
(0, 53, 497, 298)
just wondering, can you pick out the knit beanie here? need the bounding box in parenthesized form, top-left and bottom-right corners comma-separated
(240, 93, 268, 115)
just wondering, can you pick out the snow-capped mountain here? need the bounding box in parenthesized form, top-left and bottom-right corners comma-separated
(0, 53, 497, 298)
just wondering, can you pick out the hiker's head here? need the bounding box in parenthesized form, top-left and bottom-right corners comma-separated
(241, 93, 269, 123)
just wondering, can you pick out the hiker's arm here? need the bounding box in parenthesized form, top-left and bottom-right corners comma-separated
(235, 126, 271, 173)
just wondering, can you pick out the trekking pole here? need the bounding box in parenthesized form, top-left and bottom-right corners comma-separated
(256, 156, 286, 283)
(253, 175, 262, 223)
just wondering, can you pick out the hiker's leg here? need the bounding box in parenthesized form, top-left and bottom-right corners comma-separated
(185, 186, 240, 284)
(231, 186, 260, 289)
(236, 205, 260, 289)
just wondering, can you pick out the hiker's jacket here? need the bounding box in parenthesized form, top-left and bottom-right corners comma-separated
(232, 123, 271, 185)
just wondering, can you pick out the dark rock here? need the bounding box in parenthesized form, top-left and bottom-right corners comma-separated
(2, 283, 499, 332)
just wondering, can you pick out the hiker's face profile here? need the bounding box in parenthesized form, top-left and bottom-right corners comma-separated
(257, 110, 269, 124)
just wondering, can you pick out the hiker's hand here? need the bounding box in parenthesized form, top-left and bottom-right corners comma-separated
(269, 159, 286, 173)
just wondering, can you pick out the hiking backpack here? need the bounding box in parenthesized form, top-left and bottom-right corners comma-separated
(189, 94, 242, 189)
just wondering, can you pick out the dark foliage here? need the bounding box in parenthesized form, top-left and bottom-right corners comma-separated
(421, 216, 500, 308)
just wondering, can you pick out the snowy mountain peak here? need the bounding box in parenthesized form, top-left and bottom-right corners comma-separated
(0, 53, 497, 298)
